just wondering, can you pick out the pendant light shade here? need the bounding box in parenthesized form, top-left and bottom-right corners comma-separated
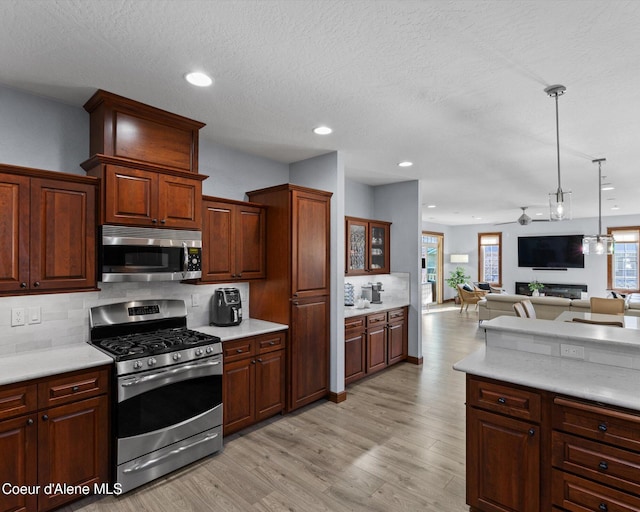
(545, 85, 572, 221)
(583, 158, 614, 255)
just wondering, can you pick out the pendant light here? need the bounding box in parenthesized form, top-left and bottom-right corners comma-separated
(582, 158, 614, 255)
(545, 84, 571, 221)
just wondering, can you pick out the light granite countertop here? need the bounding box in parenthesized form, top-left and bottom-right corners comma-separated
(193, 318, 288, 342)
(0, 344, 113, 387)
(344, 300, 410, 318)
(454, 316, 640, 410)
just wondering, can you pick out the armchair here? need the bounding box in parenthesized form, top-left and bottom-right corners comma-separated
(457, 284, 487, 313)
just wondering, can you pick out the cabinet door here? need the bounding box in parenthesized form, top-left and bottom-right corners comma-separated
(289, 297, 329, 411)
(291, 190, 330, 298)
(0, 415, 37, 512)
(157, 174, 201, 229)
(236, 204, 266, 280)
(467, 407, 540, 512)
(346, 218, 368, 275)
(0, 173, 29, 293)
(104, 165, 157, 225)
(38, 395, 109, 512)
(255, 351, 285, 421)
(369, 221, 390, 274)
(223, 358, 255, 435)
(366, 325, 387, 374)
(345, 328, 366, 385)
(30, 178, 96, 292)
(202, 200, 235, 281)
(387, 319, 407, 366)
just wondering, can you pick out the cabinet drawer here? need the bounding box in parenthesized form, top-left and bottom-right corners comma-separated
(553, 431, 640, 496)
(0, 382, 37, 420)
(256, 332, 286, 354)
(387, 308, 405, 322)
(553, 396, 640, 452)
(38, 367, 109, 408)
(223, 338, 254, 362)
(468, 377, 541, 422)
(552, 468, 640, 511)
(366, 312, 387, 326)
(345, 316, 365, 331)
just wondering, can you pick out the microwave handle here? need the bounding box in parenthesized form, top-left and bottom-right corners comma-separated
(183, 242, 189, 272)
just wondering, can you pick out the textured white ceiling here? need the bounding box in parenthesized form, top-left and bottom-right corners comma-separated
(1, 0, 639, 225)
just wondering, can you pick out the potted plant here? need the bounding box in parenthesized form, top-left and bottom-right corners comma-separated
(446, 266, 471, 303)
(528, 280, 545, 296)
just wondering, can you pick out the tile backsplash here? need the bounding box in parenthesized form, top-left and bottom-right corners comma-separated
(0, 282, 249, 356)
(344, 272, 411, 304)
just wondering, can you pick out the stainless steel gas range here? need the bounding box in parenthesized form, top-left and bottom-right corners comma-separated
(89, 299, 223, 493)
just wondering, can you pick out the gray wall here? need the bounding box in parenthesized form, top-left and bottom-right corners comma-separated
(0, 85, 88, 173)
(345, 178, 374, 218)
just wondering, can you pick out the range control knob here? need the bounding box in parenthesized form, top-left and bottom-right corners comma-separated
(133, 361, 143, 369)
(195, 348, 204, 356)
(147, 357, 157, 367)
(173, 353, 182, 361)
(206, 346, 213, 354)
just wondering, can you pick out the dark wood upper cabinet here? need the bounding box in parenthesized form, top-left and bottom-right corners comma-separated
(345, 216, 391, 275)
(201, 196, 266, 282)
(0, 165, 97, 296)
(81, 90, 207, 230)
(83, 89, 205, 174)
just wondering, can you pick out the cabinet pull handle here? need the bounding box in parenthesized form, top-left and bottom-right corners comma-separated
(598, 461, 609, 470)
(497, 397, 506, 404)
(27, 418, 34, 425)
(42, 414, 48, 421)
(20, 282, 27, 288)
(72, 385, 79, 392)
(598, 423, 608, 432)
(33, 281, 40, 287)
(528, 428, 535, 436)
(599, 503, 608, 511)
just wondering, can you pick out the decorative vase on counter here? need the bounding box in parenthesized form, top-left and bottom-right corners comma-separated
(532, 290, 540, 297)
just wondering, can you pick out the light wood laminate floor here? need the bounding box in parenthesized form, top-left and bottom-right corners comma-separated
(64, 306, 484, 512)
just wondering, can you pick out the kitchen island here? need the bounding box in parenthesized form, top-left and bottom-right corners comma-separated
(454, 316, 640, 511)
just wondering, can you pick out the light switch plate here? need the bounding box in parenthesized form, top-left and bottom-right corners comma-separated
(28, 307, 41, 324)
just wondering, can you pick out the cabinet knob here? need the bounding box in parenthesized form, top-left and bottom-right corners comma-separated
(151, 219, 158, 224)
(497, 397, 506, 404)
(72, 385, 79, 392)
(599, 504, 608, 512)
(257, 358, 263, 363)
(598, 423, 608, 432)
(528, 428, 535, 437)
(160, 219, 166, 224)
(42, 414, 49, 421)
(251, 360, 256, 364)
(269, 341, 275, 346)
(237, 273, 242, 277)
(33, 281, 40, 287)
(598, 461, 609, 471)
(293, 293, 298, 297)
(236, 349, 243, 353)
(20, 282, 27, 288)
(27, 418, 34, 426)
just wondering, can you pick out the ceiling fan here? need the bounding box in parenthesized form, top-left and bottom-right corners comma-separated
(496, 207, 550, 226)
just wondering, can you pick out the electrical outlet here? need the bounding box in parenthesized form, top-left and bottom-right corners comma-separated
(191, 294, 200, 307)
(28, 307, 41, 324)
(11, 308, 26, 327)
(560, 343, 585, 359)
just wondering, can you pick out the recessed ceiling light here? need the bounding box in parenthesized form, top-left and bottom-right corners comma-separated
(398, 161, 413, 167)
(185, 72, 213, 87)
(313, 126, 332, 135)
(427, 204, 436, 208)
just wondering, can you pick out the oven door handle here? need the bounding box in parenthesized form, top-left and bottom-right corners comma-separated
(122, 431, 220, 474)
(121, 359, 221, 388)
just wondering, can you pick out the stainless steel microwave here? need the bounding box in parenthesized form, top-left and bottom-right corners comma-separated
(100, 225, 202, 282)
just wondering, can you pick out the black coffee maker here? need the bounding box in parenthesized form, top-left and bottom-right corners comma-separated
(210, 288, 243, 326)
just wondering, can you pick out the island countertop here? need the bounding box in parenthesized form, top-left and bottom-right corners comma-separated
(454, 316, 640, 411)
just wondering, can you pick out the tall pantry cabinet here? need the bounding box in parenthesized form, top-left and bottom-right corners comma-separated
(247, 184, 332, 412)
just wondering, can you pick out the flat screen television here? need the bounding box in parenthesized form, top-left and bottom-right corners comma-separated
(517, 234, 585, 269)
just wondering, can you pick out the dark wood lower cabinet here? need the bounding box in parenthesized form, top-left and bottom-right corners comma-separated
(0, 366, 110, 512)
(345, 307, 408, 385)
(466, 374, 640, 512)
(223, 331, 286, 435)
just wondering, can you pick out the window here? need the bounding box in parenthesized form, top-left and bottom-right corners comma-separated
(478, 232, 502, 286)
(608, 227, 639, 292)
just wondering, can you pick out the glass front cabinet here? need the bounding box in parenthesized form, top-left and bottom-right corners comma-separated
(346, 217, 391, 275)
